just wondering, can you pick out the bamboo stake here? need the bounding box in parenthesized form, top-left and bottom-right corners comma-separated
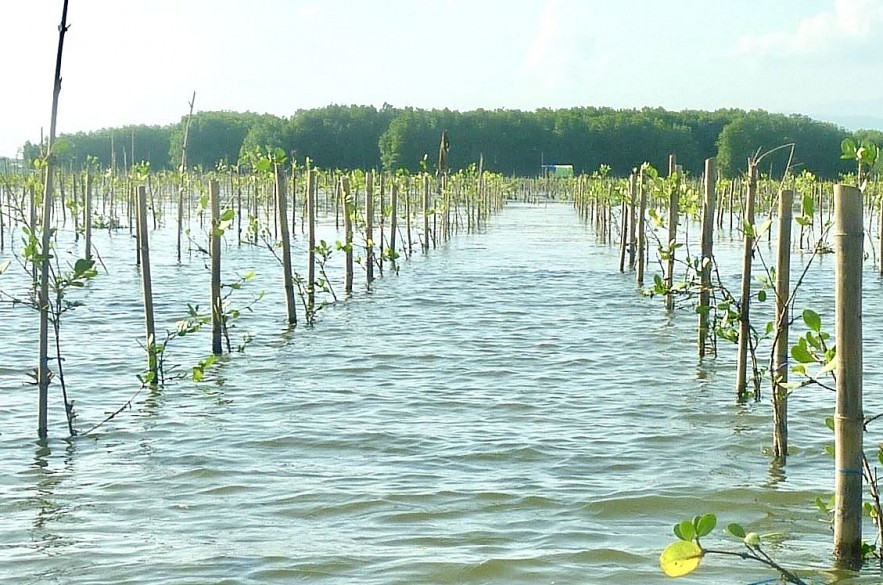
(366, 170, 375, 284)
(85, 167, 93, 261)
(665, 158, 679, 311)
(618, 198, 628, 272)
(306, 162, 316, 313)
(636, 169, 647, 285)
(378, 173, 385, 276)
(136, 185, 158, 383)
(275, 163, 297, 325)
(342, 176, 354, 294)
(628, 173, 637, 269)
(406, 181, 413, 257)
(210, 180, 222, 355)
(833, 183, 864, 567)
(389, 180, 399, 261)
(771, 189, 793, 462)
(735, 162, 757, 399)
(37, 0, 69, 439)
(422, 174, 431, 253)
(698, 159, 717, 357)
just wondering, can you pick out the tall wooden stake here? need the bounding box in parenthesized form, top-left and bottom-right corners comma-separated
(735, 161, 757, 399)
(833, 183, 864, 567)
(37, 0, 70, 439)
(636, 168, 647, 285)
(210, 180, 223, 355)
(771, 189, 793, 462)
(306, 161, 316, 313)
(136, 185, 158, 383)
(366, 170, 375, 284)
(342, 176, 354, 294)
(665, 156, 679, 311)
(698, 158, 717, 356)
(275, 163, 297, 325)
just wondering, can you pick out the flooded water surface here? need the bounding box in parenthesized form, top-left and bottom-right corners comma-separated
(2, 202, 883, 584)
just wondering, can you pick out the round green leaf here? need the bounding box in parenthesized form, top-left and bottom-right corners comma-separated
(660, 540, 703, 577)
(726, 523, 746, 539)
(802, 309, 822, 333)
(674, 519, 695, 541)
(695, 514, 717, 537)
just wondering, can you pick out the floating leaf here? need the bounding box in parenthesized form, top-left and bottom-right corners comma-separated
(660, 540, 703, 577)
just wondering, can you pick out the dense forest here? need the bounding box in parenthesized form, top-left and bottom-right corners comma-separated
(19, 105, 883, 179)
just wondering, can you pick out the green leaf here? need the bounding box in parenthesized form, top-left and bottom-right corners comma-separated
(802, 194, 815, 218)
(757, 289, 767, 302)
(674, 519, 696, 541)
(660, 540, 703, 577)
(725, 523, 746, 539)
(803, 309, 822, 333)
(791, 340, 815, 364)
(220, 208, 235, 222)
(695, 514, 717, 537)
(841, 138, 857, 159)
(825, 416, 835, 431)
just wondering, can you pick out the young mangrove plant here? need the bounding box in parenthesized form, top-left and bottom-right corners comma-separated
(660, 514, 807, 584)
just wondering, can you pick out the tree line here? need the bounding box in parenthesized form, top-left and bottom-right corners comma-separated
(20, 104, 865, 178)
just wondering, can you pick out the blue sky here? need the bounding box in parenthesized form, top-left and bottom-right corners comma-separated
(2, 0, 882, 157)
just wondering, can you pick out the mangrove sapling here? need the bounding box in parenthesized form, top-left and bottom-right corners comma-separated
(35, 0, 70, 439)
(660, 514, 807, 584)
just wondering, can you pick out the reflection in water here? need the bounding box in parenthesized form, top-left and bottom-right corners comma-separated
(30, 439, 76, 547)
(766, 458, 788, 488)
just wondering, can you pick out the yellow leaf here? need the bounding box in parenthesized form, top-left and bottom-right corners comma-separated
(660, 540, 703, 577)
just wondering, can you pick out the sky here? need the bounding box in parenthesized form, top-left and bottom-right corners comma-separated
(2, 0, 883, 158)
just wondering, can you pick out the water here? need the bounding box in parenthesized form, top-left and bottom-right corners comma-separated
(2, 201, 883, 584)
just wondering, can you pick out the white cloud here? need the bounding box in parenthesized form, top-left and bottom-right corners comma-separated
(735, 0, 883, 56)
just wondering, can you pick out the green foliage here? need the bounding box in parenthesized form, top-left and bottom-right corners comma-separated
(661, 514, 806, 583)
(717, 111, 851, 178)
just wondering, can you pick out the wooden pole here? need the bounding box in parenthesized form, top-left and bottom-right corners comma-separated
(618, 198, 628, 273)
(389, 180, 399, 261)
(735, 161, 757, 399)
(636, 169, 647, 285)
(405, 181, 413, 257)
(628, 173, 637, 269)
(210, 180, 223, 355)
(275, 163, 297, 325)
(366, 170, 375, 284)
(136, 185, 158, 384)
(342, 176, 354, 294)
(665, 159, 679, 311)
(698, 159, 717, 357)
(85, 167, 93, 261)
(306, 162, 316, 313)
(422, 174, 431, 253)
(378, 173, 385, 276)
(771, 189, 793, 462)
(833, 183, 864, 567)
